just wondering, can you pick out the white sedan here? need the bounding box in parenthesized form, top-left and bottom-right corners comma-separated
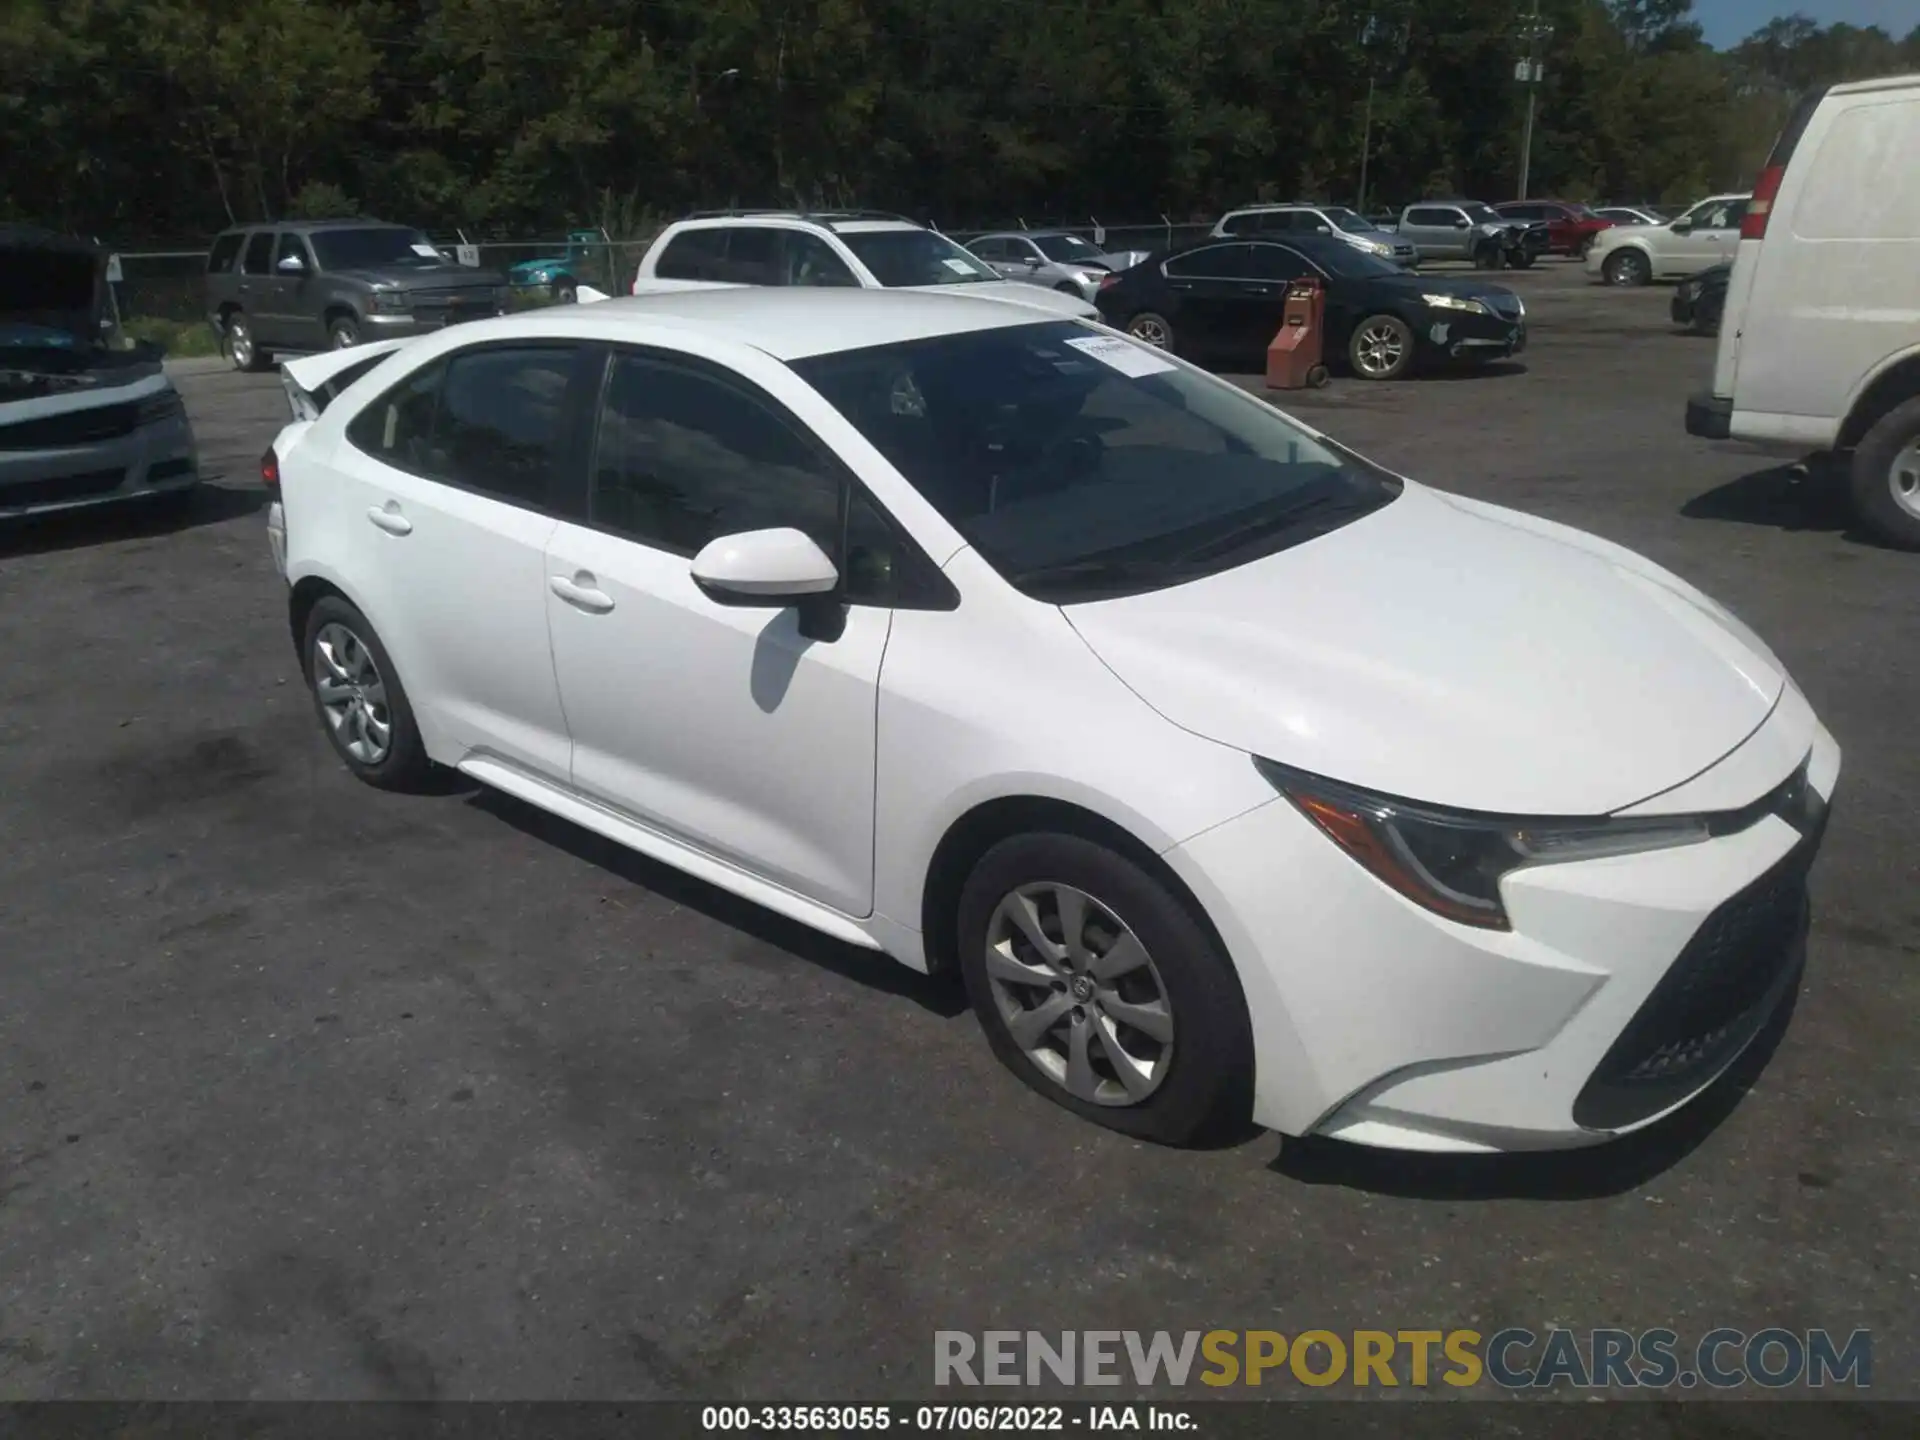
(265, 289, 1838, 1152)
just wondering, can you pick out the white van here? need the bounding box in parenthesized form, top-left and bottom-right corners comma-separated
(1685, 72, 1920, 549)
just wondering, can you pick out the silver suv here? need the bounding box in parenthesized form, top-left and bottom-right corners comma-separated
(1211, 204, 1418, 267)
(1396, 202, 1547, 269)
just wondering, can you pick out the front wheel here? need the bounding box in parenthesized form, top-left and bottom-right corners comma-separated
(1126, 311, 1174, 350)
(1849, 395, 1920, 551)
(303, 596, 434, 789)
(1508, 251, 1536, 270)
(554, 278, 578, 304)
(328, 316, 361, 349)
(1604, 249, 1651, 286)
(956, 833, 1252, 1145)
(1473, 243, 1506, 271)
(1349, 313, 1415, 380)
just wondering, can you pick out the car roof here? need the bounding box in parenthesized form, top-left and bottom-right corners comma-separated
(975, 229, 1086, 239)
(669, 215, 923, 236)
(516, 288, 1063, 361)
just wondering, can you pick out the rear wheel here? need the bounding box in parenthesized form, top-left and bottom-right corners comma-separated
(956, 832, 1252, 1145)
(302, 596, 434, 790)
(225, 312, 270, 372)
(1604, 249, 1651, 286)
(1349, 313, 1415, 380)
(1126, 311, 1174, 350)
(1850, 396, 1920, 551)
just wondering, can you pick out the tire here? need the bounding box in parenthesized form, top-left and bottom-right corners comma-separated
(1126, 311, 1174, 350)
(1509, 251, 1536, 270)
(956, 832, 1252, 1145)
(302, 596, 434, 790)
(553, 278, 578, 304)
(225, 312, 270, 372)
(1848, 395, 1920, 551)
(1604, 249, 1651, 287)
(1473, 243, 1506, 271)
(1348, 312, 1416, 380)
(328, 315, 361, 349)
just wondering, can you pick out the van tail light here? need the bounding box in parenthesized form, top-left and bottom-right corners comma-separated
(1742, 165, 1784, 240)
(261, 446, 281, 494)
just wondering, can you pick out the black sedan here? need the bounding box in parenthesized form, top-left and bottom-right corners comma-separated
(1094, 235, 1526, 380)
(1672, 262, 1731, 336)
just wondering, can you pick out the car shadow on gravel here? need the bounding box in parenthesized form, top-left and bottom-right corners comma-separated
(0, 483, 267, 559)
(470, 787, 970, 1019)
(1268, 971, 1802, 1201)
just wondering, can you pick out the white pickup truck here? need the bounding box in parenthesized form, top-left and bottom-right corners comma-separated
(628, 210, 1099, 320)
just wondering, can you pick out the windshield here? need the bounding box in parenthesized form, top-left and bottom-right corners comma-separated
(310, 227, 443, 271)
(1320, 208, 1374, 234)
(791, 321, 1401, 602)
(839, 230, 998, 287)
(1033, 233, 1105, 263)
(1461, 204, 1504, 225)
(1566, 203, 1597, 217)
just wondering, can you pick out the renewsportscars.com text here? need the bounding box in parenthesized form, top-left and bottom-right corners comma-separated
(934, 1328, 1871, 1390)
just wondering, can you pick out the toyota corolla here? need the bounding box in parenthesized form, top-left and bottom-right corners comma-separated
(264, 289, 1837, 1151)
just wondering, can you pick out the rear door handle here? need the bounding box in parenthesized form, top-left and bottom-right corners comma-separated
(550, 573, 615, 614)
(366, 504, 412, 536)
(1168, 281, 1196, 291)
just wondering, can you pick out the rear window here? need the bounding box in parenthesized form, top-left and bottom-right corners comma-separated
(1788, 95, 1920, 241)
(207, 233, 244, 274)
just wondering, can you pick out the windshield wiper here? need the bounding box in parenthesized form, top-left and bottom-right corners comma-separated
(1009, 556, 1187, 596)
(1172, 492, 1376, 564)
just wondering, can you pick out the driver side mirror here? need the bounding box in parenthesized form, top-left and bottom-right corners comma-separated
(1024, 255, 1043, 269)
(690, 527, 839, 608)
(1670, 218, 1693, 234)
(1451, 217, 1471, 229)
(276, 254, 306, 273)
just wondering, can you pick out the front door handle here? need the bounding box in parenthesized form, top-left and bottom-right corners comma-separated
(366, 504, 412, 536)
(550, 573, 615, 614)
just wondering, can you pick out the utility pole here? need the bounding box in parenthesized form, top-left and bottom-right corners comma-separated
(1356, 8, 1410, 215)
(1515, 1, 1554, 200)
(1358, 73, 1377, 213)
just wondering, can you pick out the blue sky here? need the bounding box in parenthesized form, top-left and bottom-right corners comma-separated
(1693, 0, 1920, 47)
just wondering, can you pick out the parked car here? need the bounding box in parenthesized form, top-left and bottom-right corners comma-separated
(505, 228, 607, 304)
(963, 230, 1148, 303)
(204, 219, 509, 371)
(1584, 194, 1749, 286)
(1671, 262, 1731, 335)
(1092, 233, 1524, 379)
(1492, 200, 1614, 257)
(1210, 204, 1419, 267)
(265, 286, 1839, 1150)
(1687, 72, 1920, 549)
(630, 209, 1098, 319)
(1594, 205, 1667, 227)
(1395, 201, 1548, 268)
(2, 224, 199, 518)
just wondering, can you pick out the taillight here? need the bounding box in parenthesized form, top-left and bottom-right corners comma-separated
(1742, 165, 1784, 240)
(1098, 272, 1121, 291)
(261, 447, 280, 493)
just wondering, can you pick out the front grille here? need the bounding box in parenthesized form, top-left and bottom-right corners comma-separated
(411, 288, 495, 308)
(2, 466, 126, 508)
(0, 400, 139, 451)
(1573, 804, 1827, 1131)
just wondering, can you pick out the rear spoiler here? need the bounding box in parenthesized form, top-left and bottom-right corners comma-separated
(279, 338, 411, 421)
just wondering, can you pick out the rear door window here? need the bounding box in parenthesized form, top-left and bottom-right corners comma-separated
(1406, 208, 1457, 228)
(720, 228, 782, 285)
(1164, 244, 1252, 279)
(241, 232, 275, 275)
(435, 346, 583, 508)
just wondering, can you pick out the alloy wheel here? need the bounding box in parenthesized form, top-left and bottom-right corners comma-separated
(1353, 319, 1407, 378)
(1128, 315, 1171, 348)
(228, 321, 252, 369)
(983, 882, 1174, 1106)
(1892, 438, 1920, 522)
(312, 622, 393, 764)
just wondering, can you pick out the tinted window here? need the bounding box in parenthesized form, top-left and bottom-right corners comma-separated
(1248, 244, 1314, 281)
(1320, 207, 1374, 234)
(310, 227, 440, 270)
(1406, 208, 1457, 227)
(436, 347, 578, 507)
(346, 360, 446, 473)
(792, 321, 1400, 603)
(1499, 203, 1542, 221)
(1164, 244, 1250, 278)
(969, 237, 1010, 262)
(721, 227, 781, 285)
(590, 353, 841, 557)
(1696, 199, 1747, 229)
(655, 229, 725, 281)
(207, 233, 244, 274)
(1461, 204, 1504, 225)
(838, 230, 998, 287)
(274, 233, 312, 270)
(1033, 234, 1106, 263)
(241, 232, 275, 275)
(782, 232, 859, 287)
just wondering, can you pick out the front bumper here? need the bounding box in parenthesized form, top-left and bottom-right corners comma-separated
(1686, 391, 1734, 439)
(1424, 314, 1527, 361)
(1163, 701, 1840, 1152)
(0, 411, 199, 518)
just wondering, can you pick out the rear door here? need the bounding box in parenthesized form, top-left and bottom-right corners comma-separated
(329, 342, 590, 780)
(1160, 243, 1266, 359)
(237, 230, 277, 336)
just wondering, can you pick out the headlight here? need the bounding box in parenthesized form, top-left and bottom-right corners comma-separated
(529, 269, 551, 283)
(1367, 240, 1393, 256)
(369, 291, 410, 313)
(1257, 759, 1714, 930)
(1422, 293, 1489, 315)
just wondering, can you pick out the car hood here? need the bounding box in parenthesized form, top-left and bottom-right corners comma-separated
(1063, 483, 1785, 815)
(910, 280, 1098, 318)
(1373, 273, 1518, 306)
(337, 262, 508, 289)
(2, 227, 103, 352)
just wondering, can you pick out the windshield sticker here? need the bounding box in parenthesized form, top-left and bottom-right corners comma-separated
(1063, 334, 1177, 377)
(410, 243, 442, 259)
(941, 257, 976, 275)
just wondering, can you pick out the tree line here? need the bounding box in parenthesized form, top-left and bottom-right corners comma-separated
(4, 0, 1917, 246)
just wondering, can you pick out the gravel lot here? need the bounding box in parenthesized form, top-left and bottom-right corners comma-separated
(2, 263, 1915, 1405)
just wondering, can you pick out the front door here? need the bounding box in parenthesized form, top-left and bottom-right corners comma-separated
(331, 342, 588, 780)
(269, 233, 326, 352)
(542, 347, 889, 916)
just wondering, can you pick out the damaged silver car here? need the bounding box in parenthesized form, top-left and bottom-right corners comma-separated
(2, 225, 199, 519)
